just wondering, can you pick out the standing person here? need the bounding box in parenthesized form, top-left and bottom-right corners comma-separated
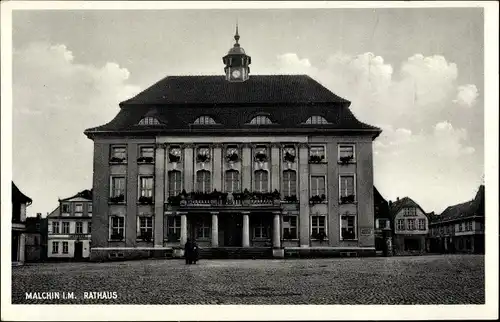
(191, 240, 200, 264)
(184, 238, 193, 265)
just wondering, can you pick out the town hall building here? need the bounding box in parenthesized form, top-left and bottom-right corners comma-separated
(84, 27, 382, 260)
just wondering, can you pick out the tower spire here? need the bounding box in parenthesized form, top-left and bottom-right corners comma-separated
(234, 22, 240, 46)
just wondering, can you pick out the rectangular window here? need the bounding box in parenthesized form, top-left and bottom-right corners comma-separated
(403, 208, 417, 216)
(110, 146, 127, 162)
(75, 203, 83, 214)
(282, 216, 298, 239)
(111, 177, 126, 198)
(110, 216, 125, 240)
(196, 217, 211, 239)
(418, 219, 426, 230)
(139, 176, 154, 198)
(196, 170, 212, 193)
(309, 146, 325, 163)
(62, 222, 70, 234)
(87, 222, 92, 234)
(397, 219, 405, 231)
(339, 175, 355, 198)
(61, 203, 71, 213)
(168, 171, 182, 196)
(310, 176, 326, 197)
(52, 241, 59, 254)
(341, 215, 356, 240)
(52, 222, 60, 234)
(282, 171, 297, 197)
(253, 217, 269, 238)
(225, 170, 240, 193)
(167, 216, 181, 241)
(140, 146, 155, 158)
(459, 222, 464, 232)
(311, 216, 326, 238)
(88, 203, 93, 213)
(62, 241, 69, 254)
(407, 219, 415, 230)
(76, 222, 83, 234)
(253, 170, 269, 193)
(338, 144, 355, 162)
(378, 219, 388, 229)
(138, 217, 153, 240)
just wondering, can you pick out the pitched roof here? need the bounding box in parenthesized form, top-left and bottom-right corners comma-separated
(374, 186, 390, 219)
(389, 197, 427, 219)
(120, 75, 350, 106)
(59, 189, 92, 202)
(12, 182, 32, 204)
(435, 185, 485, 222)
(84, 75, 381, 139)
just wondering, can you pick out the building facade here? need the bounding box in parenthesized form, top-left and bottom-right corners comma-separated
(12, 182, 32, 265)
(84, 28, 381, 260)
(24, 213, 48, 262)
(390, 197, 429, 254)
(47, 190, 92, 260)
(428, 185, 485, 254)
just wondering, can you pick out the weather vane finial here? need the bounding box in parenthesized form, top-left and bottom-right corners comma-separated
(234, 21, 240, 45)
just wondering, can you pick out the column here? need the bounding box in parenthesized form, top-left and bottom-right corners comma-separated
(241, 144, 252, 191)
(298, 143, 310, 247)
(19, 233, 26, 263)
(183, 144, 194, 192)
(242, 212, 250, 247)
(180, 214, 188, 245)
(273, 213, 281, 248)
(212, 145, 222, 191)
(211, 212, 219, 247)
(154, 143, 166, 247)
(271, 144, 281, 192)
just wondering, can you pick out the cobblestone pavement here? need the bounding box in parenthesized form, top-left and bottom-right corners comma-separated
(12, 255, 484, 304)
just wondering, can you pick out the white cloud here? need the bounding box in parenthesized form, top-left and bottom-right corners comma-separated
(13, 42, 140, 216)
(276, 53, 314, 74)
(454, 84, 479, 107)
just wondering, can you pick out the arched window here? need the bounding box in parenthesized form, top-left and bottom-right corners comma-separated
(138, 117, 161, 125)
(305, 115, 329, 124)
(168, 170, 182, 196)
(225, 170, 240, 193)
(193, 116, 217, 125)
(196, 170, 211, 193)
(249, 115, 273, 125)
(282, 170, 297, 197)
(254, 170, 269, 193)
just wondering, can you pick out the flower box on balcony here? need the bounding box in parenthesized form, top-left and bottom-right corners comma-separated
(309, 194, 326, 204)
(109, 195, 125, 203)
(167, 234, 180, 242)
(226, 152, 239, 163)
(109, 157, 126, 163)
(167, 195, 182, 206)
(137, 156, 154, 164)
(168, 153, 181, 163)
(283, 152, 296, 163)
(138, 232, 153, 242)
(340, 195, 356, 204)
(283, 195, 298, 203)
(196, 154, 210, 163)
(339, 155, 354, 164)
(138, 196, 154, 205)
(309, 155, 325, 164)
(311, 231, 327, 242)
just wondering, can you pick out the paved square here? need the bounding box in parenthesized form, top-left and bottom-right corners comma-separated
(12, 255, 484, 304)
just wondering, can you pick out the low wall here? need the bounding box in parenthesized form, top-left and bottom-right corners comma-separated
(285, 247, 376, 258)
(90, 248, 173, 262)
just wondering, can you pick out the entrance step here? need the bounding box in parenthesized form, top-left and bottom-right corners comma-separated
(198, 247, 273, 259)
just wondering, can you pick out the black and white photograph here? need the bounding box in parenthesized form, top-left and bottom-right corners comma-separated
(1, 1, 498, 321)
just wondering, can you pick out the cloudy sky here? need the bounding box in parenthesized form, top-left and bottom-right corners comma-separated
(11, 7, 484, 216)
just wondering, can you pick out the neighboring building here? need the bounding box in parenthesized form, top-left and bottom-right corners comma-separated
(389, 197, 429, 254)
(47, 190, 92, 260)
(25, 213, 48, 262)
(12, 182, 32, 264)
(428, 185, 485, 254)
(84, 27, 381, 260)
(373, 186, 390, 252)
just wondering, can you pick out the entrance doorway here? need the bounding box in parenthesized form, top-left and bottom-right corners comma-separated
(74, 241, 83, 260)
(220, 213, 242, 247)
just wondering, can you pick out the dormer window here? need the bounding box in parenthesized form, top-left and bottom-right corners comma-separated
(138, 117, 161, 125)
(249, 115, 273, 125)
(193, 116, 217, 125)
(305, 116, 329, 125)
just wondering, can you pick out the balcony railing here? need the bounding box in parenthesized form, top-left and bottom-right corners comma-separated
(166, 190, 283, 207)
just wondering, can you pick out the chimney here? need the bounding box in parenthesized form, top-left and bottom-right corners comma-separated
(389, 201, 393, 208)
(36, 212, 42, 219)
(396, 197, 400, 201)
